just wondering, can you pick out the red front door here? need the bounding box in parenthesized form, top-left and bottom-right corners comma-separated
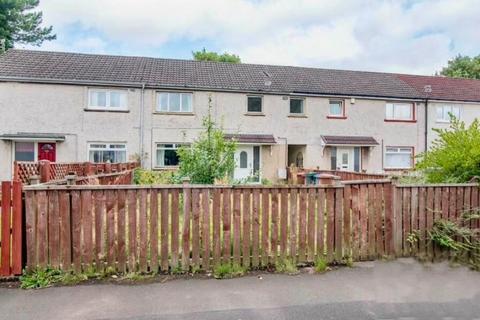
(38, 143, 56, 162)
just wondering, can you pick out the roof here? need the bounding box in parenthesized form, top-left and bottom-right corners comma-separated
(1, 49, 480, 102)
(0, 132, 66, 141)
(321, 135, 379, 146)
(224, 134, 276, 144)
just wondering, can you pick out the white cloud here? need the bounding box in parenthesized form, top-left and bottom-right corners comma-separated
(33, 0, 480, 74)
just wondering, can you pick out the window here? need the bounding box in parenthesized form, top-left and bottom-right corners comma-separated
(88, 143, 126, 163)
(15, 142, 35, 161)
(290, 98, 304, 114)
(88, 89, 127, 110)
(247, 96, 262, 113)
(385, 147, 413, 169)
(329, 100, 345, 117)
(385, 103, 414, 121)
(156, 144, 185, 167)
(239, 151, 248, 168)
(156, 92, 192, 113)
(436, 105, 460, 122)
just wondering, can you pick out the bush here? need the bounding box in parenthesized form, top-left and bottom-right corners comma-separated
(175, 98, 237, 184)
(417, 117, 480, 183)
(133, 168, 175, 185)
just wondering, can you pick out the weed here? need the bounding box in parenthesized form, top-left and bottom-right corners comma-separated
(213, 263, 246, 279)
(314, 257, 328, 273)
(20, 267, 64, 289)
(170, 265, 185, 275)
(275, 258, 298, 275)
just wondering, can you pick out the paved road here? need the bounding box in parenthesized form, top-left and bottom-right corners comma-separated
(1, 259, 479, 320)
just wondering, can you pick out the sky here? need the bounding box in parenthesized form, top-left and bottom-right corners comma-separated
(20, 0, 480, 75)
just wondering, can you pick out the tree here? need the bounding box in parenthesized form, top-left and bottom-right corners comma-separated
(416, 116, 480, 183)
(175, 96, 237, 184)
(440, 55, 480, 79)
(192, 48, 241, 63)
(0, 0, 56, 52)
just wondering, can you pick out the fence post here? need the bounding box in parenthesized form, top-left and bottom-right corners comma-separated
(84, 162, 94, 176)
(13, 161, 19, 181)
(390, 176, 401, 257)
(39, 160, 51, 183)
(66, 174, 77, 185)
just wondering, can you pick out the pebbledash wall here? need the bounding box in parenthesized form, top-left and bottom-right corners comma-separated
(0, 81, 435, 181)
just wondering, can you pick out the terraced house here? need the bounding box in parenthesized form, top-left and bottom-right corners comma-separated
(1, 49, 480, 182)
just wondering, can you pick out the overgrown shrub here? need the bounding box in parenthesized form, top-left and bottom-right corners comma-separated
(133, 168, 175, 185)
(175, 96, 237, 184)
(417, 116, 480, 183)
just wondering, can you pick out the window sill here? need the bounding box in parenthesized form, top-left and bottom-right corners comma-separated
(384, 119, 416, 123)
(327, 115, 347, 119)
(153, 112, 195, 116)
(244, 112, 265, 117)
(288, 114, 307, 118)
(153, 166, 179, 170)
(84, 108, 130, 113)
(435, 120, 451, 124)
(384, 167, 413, 171)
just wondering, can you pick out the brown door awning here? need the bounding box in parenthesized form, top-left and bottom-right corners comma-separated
(224, 134, 276, 145)
(321, 135, 378, 146)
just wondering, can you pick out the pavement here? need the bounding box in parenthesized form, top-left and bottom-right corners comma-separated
(1, 258, 480, 320)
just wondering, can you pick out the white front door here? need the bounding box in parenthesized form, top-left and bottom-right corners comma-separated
(234, 145, 261, 182)
(337, 147, 354, 171)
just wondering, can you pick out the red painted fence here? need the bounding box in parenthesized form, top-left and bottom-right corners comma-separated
(0, 181, 22, 276)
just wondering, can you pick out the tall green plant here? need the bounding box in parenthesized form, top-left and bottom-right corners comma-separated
(175, 97, 236, 184)
(417, 116, 480, 182)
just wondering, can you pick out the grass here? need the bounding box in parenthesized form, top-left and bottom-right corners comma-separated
(314, 257, 328, 273)
(213, 263, 246, 279)
(275, 258, 298, 274)
(20, 267, 88, 289)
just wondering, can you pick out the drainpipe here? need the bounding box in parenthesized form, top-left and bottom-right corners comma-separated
(139, 83, 146, 167)
(424, 98, 429, 153)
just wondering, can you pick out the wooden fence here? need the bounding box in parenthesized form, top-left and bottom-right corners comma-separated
(14, 161, 139, 184)
(0, 181, 22, 276)
(23, 180, 393, 273)
(21, 181, 480, 274)
(287, 168, 388, 184)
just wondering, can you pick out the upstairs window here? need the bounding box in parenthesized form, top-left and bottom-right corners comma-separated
(88, 89, 128, 110)
(385, 102, 414, 121)
(247, 96, 263, 113)
(290, 98, 304, 114)
(436, 105, 460, 122)
(156, 92, 193, 113)
(156, 143, 185, 167)
(88, 143, 126, 163)
(385, 147, 413, 169)
(329, 100, 345, 118)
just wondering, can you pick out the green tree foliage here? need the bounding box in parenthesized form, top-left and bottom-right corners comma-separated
(440, 55, 480, 79)
(192, 48, 241, 63)
(416, 116, 480, 182)
(0, 0, 56, 51)
(175, 96, 237, 184)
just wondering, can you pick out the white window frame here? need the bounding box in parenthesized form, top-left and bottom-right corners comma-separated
(385, 102, 414, 121)
(156, 92, 193, 113)
(289, 97, 305, 115)
(384, 146, 414, 169)
(13, 141, 37, 162)
(328, 100, 345, 118)
(436, 105, 460, 123)
(247, 95, 263, 113)
(155, 143, 187, 168)
(87, 142, 127, 163)
(87, 88, 128, 111)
